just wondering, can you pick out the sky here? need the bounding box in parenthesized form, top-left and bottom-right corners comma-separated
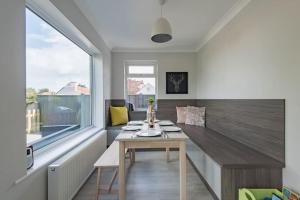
(128, 66, 156, 87)
(26, 9, 90, 92)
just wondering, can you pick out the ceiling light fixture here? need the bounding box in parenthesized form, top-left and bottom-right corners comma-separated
(151, 0, 172, 43)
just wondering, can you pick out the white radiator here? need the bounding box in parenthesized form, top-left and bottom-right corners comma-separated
(48, 131, 107, 200)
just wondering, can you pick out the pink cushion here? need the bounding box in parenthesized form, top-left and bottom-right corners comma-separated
(185, 106, 205, 127)
(176, 107, 187, 123)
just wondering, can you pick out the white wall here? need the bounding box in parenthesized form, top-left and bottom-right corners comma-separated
(0, 0, 112, 199)
(0, 0, 27, 199)
(111, 52, 197, 99)
(196, 0, 300, 191)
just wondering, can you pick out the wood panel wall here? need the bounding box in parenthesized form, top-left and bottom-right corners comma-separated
(197, 99, 285, 164)
(105, 99, 125, 127)
(222, 168, 282, 200)
(156, 99, 197, 123)
(106, 99, 285, 164)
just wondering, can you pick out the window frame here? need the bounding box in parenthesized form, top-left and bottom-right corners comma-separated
(25, 7, 95, 151)
(124, 60, 158, 110)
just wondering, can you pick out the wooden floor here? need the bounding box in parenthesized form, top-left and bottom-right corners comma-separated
(74, 151, 214, 200)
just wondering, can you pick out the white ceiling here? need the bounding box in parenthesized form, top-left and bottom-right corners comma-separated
(74, 0, 240, 52)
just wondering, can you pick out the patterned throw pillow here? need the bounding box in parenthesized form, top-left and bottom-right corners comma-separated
(176, 107, 187, 123)
(185, 106, 205, 127)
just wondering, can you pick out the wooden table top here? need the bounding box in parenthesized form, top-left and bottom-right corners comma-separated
(115, 121, 188, 142)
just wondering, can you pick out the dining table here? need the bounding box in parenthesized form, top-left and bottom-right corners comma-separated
(115, 120, 188, 200)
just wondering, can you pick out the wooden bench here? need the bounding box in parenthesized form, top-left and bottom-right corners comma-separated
(177, 124, 284, 200)
(94, 141, 132, 200)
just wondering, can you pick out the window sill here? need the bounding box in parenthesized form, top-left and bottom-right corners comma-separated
(15, 126, 104, 185)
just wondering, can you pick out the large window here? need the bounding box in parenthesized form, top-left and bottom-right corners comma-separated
(26, 8, 92, 150)
(125, 62, 157, 110)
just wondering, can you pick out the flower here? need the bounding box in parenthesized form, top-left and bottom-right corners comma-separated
(148, 97, 155, 104)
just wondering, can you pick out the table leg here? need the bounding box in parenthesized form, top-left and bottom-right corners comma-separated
(132, 149, 135, 163)
(166, 148, 170, 162)
(179, 141, 186, 200)
(129, 149, 134, 165)
(96, 167, 101, 200)
(119, 141, 126, 200)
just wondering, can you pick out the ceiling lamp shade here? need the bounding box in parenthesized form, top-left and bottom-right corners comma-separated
(151, 0, 172, 43)
(151, 17, 172, 43)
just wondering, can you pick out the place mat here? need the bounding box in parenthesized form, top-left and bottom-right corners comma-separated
(136, 129, 162, 137)
(127, 121, 144, 125)
(158, 120, 174, 126)
(122, 126, 142, 131)
(161, 126, 182, 132)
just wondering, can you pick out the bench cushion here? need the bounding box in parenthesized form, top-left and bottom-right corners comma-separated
(106, 125, 124, 130)
(107, 125, 124, 146)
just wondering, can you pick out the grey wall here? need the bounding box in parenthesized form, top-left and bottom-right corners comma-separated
(111, 52, 197, 99)
(196, 0, 300, 191)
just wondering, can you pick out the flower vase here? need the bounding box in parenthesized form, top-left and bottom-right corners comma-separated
(147, 104, 154, 128)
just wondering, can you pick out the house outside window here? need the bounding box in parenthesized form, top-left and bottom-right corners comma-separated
(26, 8, 93, 151)
(125, 61, 158, 110)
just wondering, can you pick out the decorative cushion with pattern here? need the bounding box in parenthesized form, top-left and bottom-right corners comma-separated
(185, 106, 205, 127)
(176, 106, 187, 123)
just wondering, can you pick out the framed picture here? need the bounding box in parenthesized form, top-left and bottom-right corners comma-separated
(166, 72, 188, 94)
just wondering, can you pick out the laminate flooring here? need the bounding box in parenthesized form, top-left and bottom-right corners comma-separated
(74, 151, 214, 200)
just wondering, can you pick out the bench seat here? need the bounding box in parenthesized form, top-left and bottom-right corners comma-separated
(177, 124, 284, 168)
(106, 125, 124, 146)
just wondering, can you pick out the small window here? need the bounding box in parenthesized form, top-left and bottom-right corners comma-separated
(125, 62, 157, 110)
(128, 66, 154, 74)
(26, 8, 92, 150)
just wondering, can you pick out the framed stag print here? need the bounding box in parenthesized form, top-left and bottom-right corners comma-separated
(166, 72, 188, 94)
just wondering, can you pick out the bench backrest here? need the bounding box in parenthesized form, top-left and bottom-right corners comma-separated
(157, 99, 285, 164)
(156, 99, 197, 123)
(106, 99, 285, 164)
(197, 99, 285, 164)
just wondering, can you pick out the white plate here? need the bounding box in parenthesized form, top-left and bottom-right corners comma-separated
(122, 126, 142, 131)
(127, 121, 144, 125)
(162, 126, 182, 132)
(158, 121, 174, 126)
(136, 129, 162, 137)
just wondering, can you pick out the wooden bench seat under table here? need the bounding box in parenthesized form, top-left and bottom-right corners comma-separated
(176, 124, 284, 200)
(94, 141, 131, 200)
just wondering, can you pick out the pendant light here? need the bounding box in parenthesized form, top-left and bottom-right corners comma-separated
(151, 0, 172, 43)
